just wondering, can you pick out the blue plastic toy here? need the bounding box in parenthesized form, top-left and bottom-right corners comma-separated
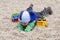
(12, 11, 19, 22)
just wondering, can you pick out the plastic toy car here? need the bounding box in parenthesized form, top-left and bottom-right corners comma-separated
(36, 18, 47, 27)
(12, 11, 19, 22)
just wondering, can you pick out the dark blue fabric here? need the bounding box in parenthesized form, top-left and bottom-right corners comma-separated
(28, 11, 37, 22)
(19, 11, 24, 20)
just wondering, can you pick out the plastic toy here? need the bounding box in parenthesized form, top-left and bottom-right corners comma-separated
(36, 18, 47, 27)
(12, 11, 19, 22)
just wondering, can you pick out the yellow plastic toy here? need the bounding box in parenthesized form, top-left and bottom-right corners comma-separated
(36, 18, 47, 27)
(12, 11, 18, 14)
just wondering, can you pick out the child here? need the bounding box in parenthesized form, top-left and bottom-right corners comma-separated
(18, 10, 37, 32)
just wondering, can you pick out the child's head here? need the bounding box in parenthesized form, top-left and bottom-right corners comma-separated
(20, 11, 30, 26)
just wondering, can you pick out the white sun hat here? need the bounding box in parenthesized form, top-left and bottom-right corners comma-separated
(20, 10, 30, 23)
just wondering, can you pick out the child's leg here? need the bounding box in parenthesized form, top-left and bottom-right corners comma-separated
(24, 21, 35, 32)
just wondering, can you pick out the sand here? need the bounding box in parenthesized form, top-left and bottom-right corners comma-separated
(0, 0, 60, 40)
